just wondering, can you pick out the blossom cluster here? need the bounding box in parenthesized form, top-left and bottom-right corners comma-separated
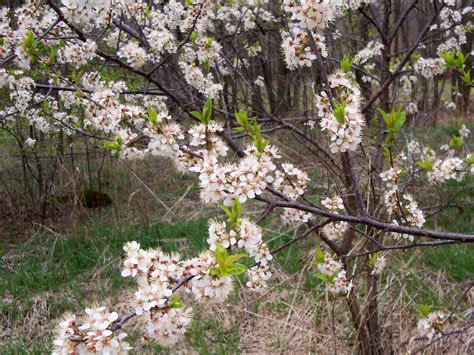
(321, 195, 349, 240)
(370, 254, 386, 276)
(407, 124, 471, 185)
(414, 58, 446, 79)
(428, 156, 466, 183)
(207, 218, 273, 273)
(314, 70, 365, 153)
(273, 163, 310, 200)
(399, 75, 418, 97)
(281, 28, 323, 69)
(180, 62, 223, 99)
(321, 195, 344, 211)
(188, 144, 280, 206)
(53, 307, 131, 354)
(339, 0, 375, 11)
(433, 6, 470, 53)
(283, 0, 335, 31)
(423, 3, 472, 75)
(314, 251, 353, 295)
(379, 167, 426, 241)
(281, 0, 333, 70)
(0, 0, 279, 138)
(54, 209, 273, 351)
(426, 125, 470, 183)
(281, 208, 313, 226)
(354, 41, 384, 65)
(207, 218, 273, 290)
(2, 1, 472, 351)
(58, 39, 97, 66)
(417, 311, 446, 340)
(280, 0, 378, 69)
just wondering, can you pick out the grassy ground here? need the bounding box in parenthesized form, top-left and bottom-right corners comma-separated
(1, 211, 472, 353)
(1, 122, 473, 353)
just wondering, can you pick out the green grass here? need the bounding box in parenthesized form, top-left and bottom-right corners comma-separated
(0, 217, 210, 351)
(423, 244, 474, 281)
(269, 240, 305, 274)
(186, 316, 240, 354)
(1, 342, 51, 355)
(124, 314, 241, 354)
(1, 218, 208, 299)
(1, 120, 472, 352)
(419, 176, 474, 281)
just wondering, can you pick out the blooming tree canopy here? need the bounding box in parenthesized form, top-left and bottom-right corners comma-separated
(0, 0, 473, 353)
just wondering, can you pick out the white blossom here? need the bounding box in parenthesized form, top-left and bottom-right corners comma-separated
(417, 311, 446, 340)
(314, 70, 365, 153)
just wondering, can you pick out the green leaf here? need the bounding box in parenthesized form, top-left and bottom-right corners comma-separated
(377, 108, 390, 127)
(332, 100, 347, 124)
(312, 247, 325, 265)
(368, 252, 380, 268)
(190, 110, 204, 123)
(417, 160, 433, 171)
(418, 304, 432, 318)
(378, 107, 405, 145)
(170, 295, 183, 308)
(210, 258, 247, 278)
(314, 272, 336, 284)
(449, 135, 464, 149)
(191, 99, 213, 124)
(461, 71, 471, 85)
(464, 153, 474, 164)
(49, 46, 57, 63)
(340, 54, 354, 73)
(212, 245, 228, 267)
(232, 127, 246, 134)
(202, 58, 211, 71)
(441, 51, 468, 71)
(102, 140, 121, 151)
(234, 111, 268, 154)
(147, 106, 158, 124)
(70, 70, 84, 84)
(211, 242, 248, 278)
(210, 267, 221, 276)
(144, 5, 152, 20)
(23, 30, 35, 50)
(42, 100, 50, 112)
(235, 110, 249, 128)
(440, 51, 456, 67)
(455, 52, 465, 70)
(231, 199, 242, 222)
(225, 253, 247, 265)
(220, 205, 233, 219)
(221, 199, 242, 225)
(222, 263, 246, 277)
(101, 140, 122, 159)
(205, 37, 214, 48)
(393, 109, 406, 132)
(203, 98, 213, 122)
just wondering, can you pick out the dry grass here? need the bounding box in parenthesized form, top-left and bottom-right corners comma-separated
(1, 121, 473, 353)
(2, 231, 472, 353)
(33, 264, 470, 355)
